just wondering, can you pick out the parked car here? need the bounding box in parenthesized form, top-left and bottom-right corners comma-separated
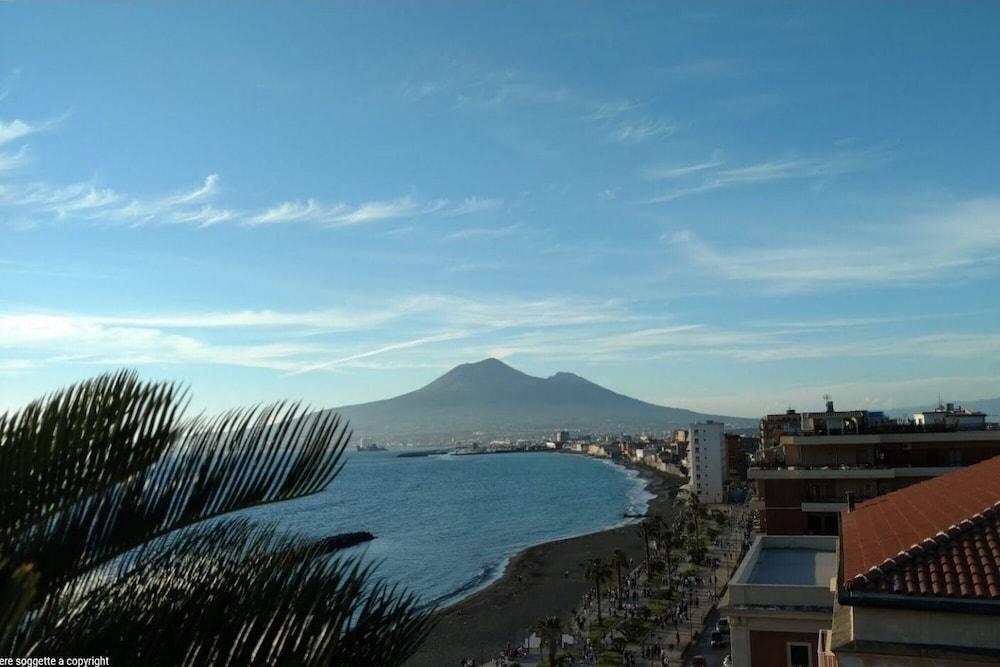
(716, 617, 730, 633)
(710, 630, 726, 648)
(691, 656, 708, 667)
(724, 655, 733, 667)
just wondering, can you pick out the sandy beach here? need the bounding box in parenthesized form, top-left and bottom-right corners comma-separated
(405, 463, 684, 667)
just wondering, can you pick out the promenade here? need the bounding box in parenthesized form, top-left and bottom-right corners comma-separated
(484, 488, 754, 667)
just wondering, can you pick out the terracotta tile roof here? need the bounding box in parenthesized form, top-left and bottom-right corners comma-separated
(841, 455, 1000, 599)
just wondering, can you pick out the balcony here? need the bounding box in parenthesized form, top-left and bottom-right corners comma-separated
(749, 465, 957, 481)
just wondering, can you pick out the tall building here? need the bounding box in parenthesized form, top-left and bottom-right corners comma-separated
(688, 421, 725, 503)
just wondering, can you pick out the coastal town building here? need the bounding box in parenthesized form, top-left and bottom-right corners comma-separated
(912, 402, 988, 430)
(820, 455, 1000, 666)
(688, 421, 725, 503)
(720, 535, 838, 667)
(748, 400, 1000, 535)
(726, 457, 1000, 667)
(726, 433, 751, 483)
(759, 409, 801, 452)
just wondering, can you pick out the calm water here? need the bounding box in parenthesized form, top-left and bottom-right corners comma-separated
(246, 451, 652, 607)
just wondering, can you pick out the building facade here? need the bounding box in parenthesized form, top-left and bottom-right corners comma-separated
(688, 421, 725, 503)
(749, 400, 1000, 536)
(721, 535, 837, 667)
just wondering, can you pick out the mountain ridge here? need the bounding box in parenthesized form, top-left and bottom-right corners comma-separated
(327, 358, 754, 444)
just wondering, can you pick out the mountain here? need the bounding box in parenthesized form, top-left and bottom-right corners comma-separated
(327, 358, 755, 444)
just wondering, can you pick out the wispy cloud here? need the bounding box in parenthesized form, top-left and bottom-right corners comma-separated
(0, 110, 69, 146)
(400, 60, 673, 145)
(641, 155, 725, 181)
(0, 145, 27, 171)
(445, 196, 503, 216)
(609, 119, 675, 144)
(654, 58, 744, 81)
(0, 295, 640, 376)
(445, 222, 521, 241)
(285, 331, 471, 376)
(0, 102, 501, 230)
(0, 122, 496, 230)
(666, 198, 1000, 290)
(638, 146, 891, 203)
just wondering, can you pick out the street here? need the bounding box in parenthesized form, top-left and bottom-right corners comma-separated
(683, 606, 730, 667)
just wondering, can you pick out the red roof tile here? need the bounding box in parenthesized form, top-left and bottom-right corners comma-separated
(841, 455, 1000, 599)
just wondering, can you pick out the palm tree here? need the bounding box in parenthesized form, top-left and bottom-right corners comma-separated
(535, 615, 562, 666)
(584, 557, 612, 624)
(637, 520, 654, 570)
(655, 518, 675, 575)
(0, 371, 435, 665)
(612, 548, 628, 604)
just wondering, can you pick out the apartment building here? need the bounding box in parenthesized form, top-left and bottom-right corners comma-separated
(749, 402, 1000, 535)
(688, 421, 725, 503)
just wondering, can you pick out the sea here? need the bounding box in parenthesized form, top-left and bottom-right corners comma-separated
(246, 450, 653, 608)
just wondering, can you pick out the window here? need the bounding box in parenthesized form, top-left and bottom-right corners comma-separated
(949, 449, 962, 466)
(787, 642, 812, 667)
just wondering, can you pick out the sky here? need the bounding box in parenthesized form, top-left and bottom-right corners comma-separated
(1, 3, 999, 418)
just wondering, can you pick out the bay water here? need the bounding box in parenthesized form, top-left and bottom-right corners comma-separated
(247, 450, 652, 607)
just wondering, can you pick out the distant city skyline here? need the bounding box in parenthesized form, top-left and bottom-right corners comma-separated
(2, 3, 999, 416)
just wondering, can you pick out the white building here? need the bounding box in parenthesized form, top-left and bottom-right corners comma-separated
(688, 421, 725, 503)
(913, 402, 987, 430)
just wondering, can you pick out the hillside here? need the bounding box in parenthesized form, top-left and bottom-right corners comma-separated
(327, 358, 754, 444)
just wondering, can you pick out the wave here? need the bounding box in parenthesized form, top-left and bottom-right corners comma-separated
(597, 458, 655, 518)
(423, 557, 507, 609)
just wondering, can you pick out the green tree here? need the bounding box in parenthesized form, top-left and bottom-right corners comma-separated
(660, 526, 676, 575)
(612, 548, 628, 603)
(0, 371, 434, 665)
(584, 557, 612, 624)
(637, 520, 654, 570)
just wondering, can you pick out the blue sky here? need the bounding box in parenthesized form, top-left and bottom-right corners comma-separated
(2, 3, 999, 417)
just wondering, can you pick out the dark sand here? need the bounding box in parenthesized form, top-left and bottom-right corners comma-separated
(405, 464, 683, 667)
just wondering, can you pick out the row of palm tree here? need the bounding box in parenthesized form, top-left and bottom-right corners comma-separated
(534, 484, 727, 665)
(637, 514, 678, 577)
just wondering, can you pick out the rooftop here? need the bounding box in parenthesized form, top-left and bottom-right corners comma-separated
(746, 547, 838, 586)
(725, 535, 837, 613)
(841, 455, 1000, 599)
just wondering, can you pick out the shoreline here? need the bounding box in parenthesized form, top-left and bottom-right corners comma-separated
(404, 461, 683, 667)
(425, 456, 657, 610)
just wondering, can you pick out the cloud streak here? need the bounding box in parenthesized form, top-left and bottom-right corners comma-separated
(666, 198, 1000, 290)
(445, 222, 521, 241)
(0, 104, 499, 230)
(638, 146, 891, 203)
(401, 60, 674, 145)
